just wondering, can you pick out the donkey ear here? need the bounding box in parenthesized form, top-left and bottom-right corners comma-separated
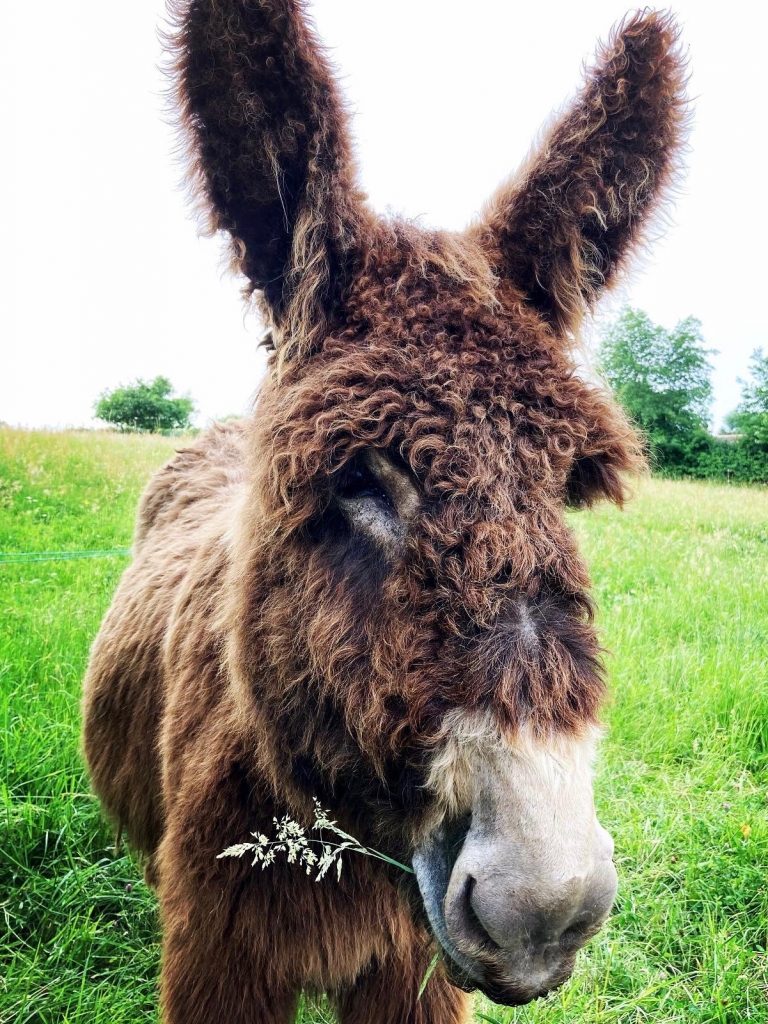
(565, 387, 647, 507)
(170, 0, 368, 359)
(473, 11, 688, 337)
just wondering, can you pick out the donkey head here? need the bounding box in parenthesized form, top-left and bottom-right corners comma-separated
(173, 1, 686, 1005)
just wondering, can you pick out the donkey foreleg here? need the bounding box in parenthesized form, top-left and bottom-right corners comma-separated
(157, 852, 299, 1024)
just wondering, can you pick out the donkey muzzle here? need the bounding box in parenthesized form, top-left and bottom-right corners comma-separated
(412, 724, 617, 1005)
(413, 818, 616, 1004)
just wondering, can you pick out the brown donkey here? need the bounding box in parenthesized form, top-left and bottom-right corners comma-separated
(83, 3, 687, 1020)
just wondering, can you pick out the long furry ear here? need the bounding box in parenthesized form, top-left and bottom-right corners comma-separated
(566, 387, 648, 507)
(472, 11, 688, 337)
(169, 0, 369, 361)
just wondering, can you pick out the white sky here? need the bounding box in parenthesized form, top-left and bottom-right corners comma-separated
(3, 1, 766, 430)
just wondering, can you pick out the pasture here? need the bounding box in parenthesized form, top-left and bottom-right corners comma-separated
(1, 427, 766, 1023)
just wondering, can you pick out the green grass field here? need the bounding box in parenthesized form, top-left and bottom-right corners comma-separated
(1, 428, 766, 1024)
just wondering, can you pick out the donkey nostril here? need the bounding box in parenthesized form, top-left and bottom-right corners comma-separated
(559, 918, 592, 953)
(464, 874, 476, 907)
(462, 875, 496, 946)
(445, 870, 501, 953)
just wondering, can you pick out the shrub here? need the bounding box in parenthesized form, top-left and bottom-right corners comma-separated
(694, 436, 768, 484)
(94, 377, 194, 433)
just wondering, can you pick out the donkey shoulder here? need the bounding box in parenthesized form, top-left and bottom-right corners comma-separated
(134, 419, 249, 550)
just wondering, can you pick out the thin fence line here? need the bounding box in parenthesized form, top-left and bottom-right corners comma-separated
(0, 548, 131, 565)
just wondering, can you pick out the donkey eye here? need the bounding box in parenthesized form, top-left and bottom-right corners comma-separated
(337, 460, 394, 511)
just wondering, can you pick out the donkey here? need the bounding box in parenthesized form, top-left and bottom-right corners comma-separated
(82, 2, 687, 1020)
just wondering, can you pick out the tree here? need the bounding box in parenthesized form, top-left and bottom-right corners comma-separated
(726, 348, 768, 448)
(597, 308, 714, 473)
(94, 376, 194, 433)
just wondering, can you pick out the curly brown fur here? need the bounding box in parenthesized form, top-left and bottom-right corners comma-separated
(83, 4, 687, 1021)
(472, 10, 688, 337)
(167, 0, 374, 364)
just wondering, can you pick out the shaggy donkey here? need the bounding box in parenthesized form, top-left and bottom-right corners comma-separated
(83, 2, 687, 1020)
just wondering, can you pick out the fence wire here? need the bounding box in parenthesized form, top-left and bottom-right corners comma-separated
(0, 548, 131, 565)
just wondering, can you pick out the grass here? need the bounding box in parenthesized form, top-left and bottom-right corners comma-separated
(1, 427, 766, 1023)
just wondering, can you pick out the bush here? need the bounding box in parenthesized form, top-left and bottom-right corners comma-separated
(94, 377, 194, 433)
(597, 308, 714, 476)
(695, 436, 768, 484)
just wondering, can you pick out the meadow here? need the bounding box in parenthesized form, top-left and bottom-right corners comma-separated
(1, 427, 766, 1024)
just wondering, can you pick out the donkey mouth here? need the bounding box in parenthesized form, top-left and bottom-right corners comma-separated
(412, 842, 565, 1005)
(411, 820, 584, 1007)
(412, 821, 501, 998)
(411, 833, 486, 991)
(411, 851, 573, 1011)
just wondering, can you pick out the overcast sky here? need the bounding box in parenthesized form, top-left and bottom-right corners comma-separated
(3, 1, 766, 430)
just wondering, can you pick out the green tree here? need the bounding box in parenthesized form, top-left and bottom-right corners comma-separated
(726, 348, 768, 447)
(94, 376, 194, 433)
(597, 308, 714, 473)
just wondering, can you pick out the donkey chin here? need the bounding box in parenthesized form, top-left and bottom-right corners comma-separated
(412, 717, 618, 1005)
